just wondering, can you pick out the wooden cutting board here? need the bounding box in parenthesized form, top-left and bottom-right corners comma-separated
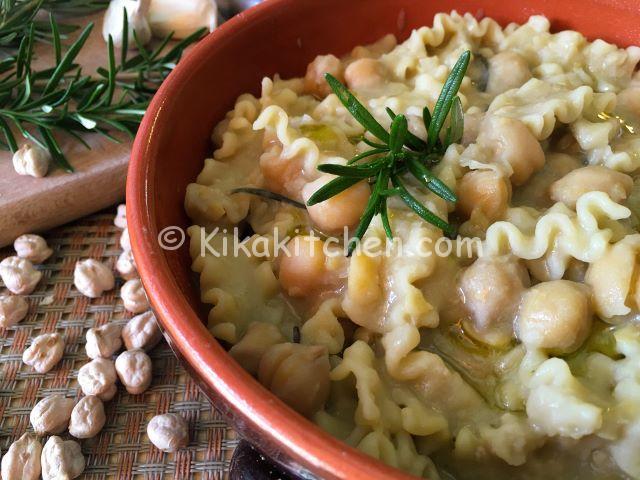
(0, 13, 132, 247)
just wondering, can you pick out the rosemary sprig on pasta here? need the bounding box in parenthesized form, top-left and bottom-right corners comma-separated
(307, 50, 471, 255)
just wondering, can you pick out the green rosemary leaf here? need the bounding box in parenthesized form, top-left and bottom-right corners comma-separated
(347, 195, 377, 256)
(405, 155, 457, 202)
(427, 50, 470, 150)
(230, 187, 306, 209)
(0, 116, 17, 151)
(325, 73, 389, 143)
(43, 0, 109, 14)
(43, 22, 93, 94)
(49, 12, 60, 63)
(307, 175, 361, 206)
(347, 147, 387, 165)
(385, 107, 428, 151)
(104, 35, 116, 106)
(391, 173, 453, 234)
(317, 162, 382, 178)
(423, 105, 432, 130)
(380, 197, 393, 239)
(38, 125, 73, 172)
(449, 96, 464, 145)
(120, 6, 128, 65)
(360, 136, 388, 149)
(388, 114, 408, 154)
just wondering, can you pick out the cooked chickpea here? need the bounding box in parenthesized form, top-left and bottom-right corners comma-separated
(461, 110, 484, 145)
(457, 169, 511, 221)
(516, 280, 592, 354)
(486, 52, 532, 95)
(258, 343, 330, 417)
(479, 116, 545, 186)
(279, 236, 328, 297)
(550, 165, 633, 209)
(302, 176, 370, 233)
(304, 54, 344, 98)
(344, 58, 387, 90)
(459, 255, 530, 347)
(229, 322, 285, 375)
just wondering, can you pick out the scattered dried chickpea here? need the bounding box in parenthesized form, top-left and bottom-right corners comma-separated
(22, 332, 65, 373)
(68, 395, 106, 439)
(0, 433, 42, 480)
(116, 250, 138, 280)
(74, 259, 115, 298)
(114, 204, 127, 229)
(30, 394, 75, 435)
(0, 256, 42, 295)
(41, 436, 85, 480)
(120, 227, 131, 252)
(12, 144, 51, 178)
(147, 413, 189, 452)
(115, 349, 152, 395)
(0, 295, 29, 328)
(122, 311, 162, 351)
(14, 234, 53, 263)
(120, 278, 149, 314)
(85, 323, 123, 359)
(77, 357, 118, 401)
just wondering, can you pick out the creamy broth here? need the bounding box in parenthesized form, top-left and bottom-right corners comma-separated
(185, 11, 640, 479)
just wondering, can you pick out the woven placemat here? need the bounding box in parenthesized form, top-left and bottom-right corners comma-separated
(0, 209, 237, 479)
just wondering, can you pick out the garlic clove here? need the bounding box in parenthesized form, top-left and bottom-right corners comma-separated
(148, 0, 217, 40)
(12, 144, 51, 178)
(103, 0, 152, 48)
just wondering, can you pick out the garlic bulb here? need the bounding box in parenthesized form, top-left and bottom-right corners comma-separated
(12, 144, 51, 178)
(103, 0, 152, 48)
(148, 0, 217, 39)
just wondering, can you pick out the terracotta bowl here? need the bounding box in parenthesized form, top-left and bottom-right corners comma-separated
(127, 0, 640, 478)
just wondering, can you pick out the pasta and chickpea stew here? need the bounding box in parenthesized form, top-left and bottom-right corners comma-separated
(184, 11, 640, 480)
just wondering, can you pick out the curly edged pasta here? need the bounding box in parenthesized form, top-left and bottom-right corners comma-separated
(185, 10, 640, 480)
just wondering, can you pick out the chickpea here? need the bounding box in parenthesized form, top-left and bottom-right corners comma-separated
(550, 165, 633, 209)
(302, 176, 370, 233)
(1, 433, 42, 480)
(116, 250, 138, 280)
(478, 116, 545, 186)
(30, 394, 75, 435)
(122, 311, 162, 351)
(0, 256, 42, 295)
(229, 322, 285, 375)
(115, 349, 152, 395)
(258, 342, 330, 417)
(304, 54, 344, 98)
(120, 226, 131, 252)
(120, 278, 149, 314)
(279, 236, 330, 297)
(14, 234, 53, 264)
(516, 280, 592, 354)
(85, 323, 123, 359)
(459, 255, 530, 347)
(22, 332, 65, 373)
(344, 58, 387, 90)
(457, 169, 512, 221)
(147, 413, 189, 452)
(486, 52, 532, 95)
(0, 294, 28, 328)
(77, 357, 118, 401)
(462, 111, 484, 146)
(74, 259, 115, 298)
(114, 203, 127, 229)
(68, 395, 106, 439)
(41, 436, 84, 480)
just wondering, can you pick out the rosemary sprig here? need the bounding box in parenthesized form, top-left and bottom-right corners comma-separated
(307, 50, 470, 255)
(0, 10, 205, 171)
(230, 187, 306, 209)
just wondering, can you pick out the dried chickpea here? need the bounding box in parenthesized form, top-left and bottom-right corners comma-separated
(120, 278, 149, 313)
(85, 323, 123, 359)
(115, 349, 152, 395)
(120, 226, 131, 251)
(258, 342, 330, 417)
(0, 295, 29, 328)
(68, 395, 106, 439)
(77, 357, 118, 401)
(74, 259, 115, 298)
(114, 203, 127, 229)
(122, 311, 162, 351)
(0, 433, 42, 480)
(22, 332, 65, 373)
(0, 256, 42, 295)
(116, 249, 138, 280)
(12, 143, 50, 178)
(147, 413, 189, 452)
(30, 394, 75, 435)
(14, 234, 53, 263)
(41, 436, 84, 480)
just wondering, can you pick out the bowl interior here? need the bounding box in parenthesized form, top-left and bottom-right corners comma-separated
(128, 0, 640, 478)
